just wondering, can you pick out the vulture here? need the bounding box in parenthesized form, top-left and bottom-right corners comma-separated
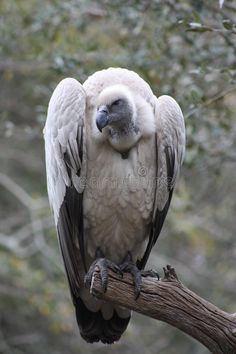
(44, 67, 185, 344)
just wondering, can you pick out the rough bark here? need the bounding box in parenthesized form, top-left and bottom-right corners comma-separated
(90, 265, 236, 354)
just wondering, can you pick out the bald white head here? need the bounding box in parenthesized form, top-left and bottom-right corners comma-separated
(95, 85, 141, 154)
(96, 85, 136, 131)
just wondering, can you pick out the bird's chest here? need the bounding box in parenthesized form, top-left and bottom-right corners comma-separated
(83, 139, 156, 262)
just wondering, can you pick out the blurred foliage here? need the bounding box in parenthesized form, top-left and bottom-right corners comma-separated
(0, 1, 236, 353)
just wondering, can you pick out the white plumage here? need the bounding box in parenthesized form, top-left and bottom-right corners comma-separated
(44, 67, 185, 344)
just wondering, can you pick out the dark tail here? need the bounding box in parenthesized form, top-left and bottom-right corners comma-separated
(75, 297, 131, 344)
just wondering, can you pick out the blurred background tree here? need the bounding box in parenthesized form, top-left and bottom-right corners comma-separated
(0, 1, 235, 353)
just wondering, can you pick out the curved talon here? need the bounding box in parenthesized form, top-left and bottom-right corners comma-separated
(119, 253, 160, 299)
(119, 252, 142, 299)
(120, 263, 142, 299)
(84, 258, 122, 292)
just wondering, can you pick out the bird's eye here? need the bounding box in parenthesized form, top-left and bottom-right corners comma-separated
(112, 99, 122, 106)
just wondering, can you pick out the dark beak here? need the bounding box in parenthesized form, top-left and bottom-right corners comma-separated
(96, 105, 109, 132)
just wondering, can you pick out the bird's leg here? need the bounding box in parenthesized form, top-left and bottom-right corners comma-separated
(119, 251, 143, 299)
(84, 247, 122, 292)
(119, 252, 160, 299)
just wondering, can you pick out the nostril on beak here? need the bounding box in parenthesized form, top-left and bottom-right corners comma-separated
(99, 106, 108, 114)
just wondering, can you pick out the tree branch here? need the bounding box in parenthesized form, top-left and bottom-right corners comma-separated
(90, 265, 236, 354)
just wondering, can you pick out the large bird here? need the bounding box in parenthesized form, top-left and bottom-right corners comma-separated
(44, 68, 185, 344)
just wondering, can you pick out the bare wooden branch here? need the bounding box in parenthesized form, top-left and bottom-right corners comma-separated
(90, 265, 236, 354)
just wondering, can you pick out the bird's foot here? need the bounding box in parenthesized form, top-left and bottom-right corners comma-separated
(119, 252, 143, 299)
(84, 249, 122, 292)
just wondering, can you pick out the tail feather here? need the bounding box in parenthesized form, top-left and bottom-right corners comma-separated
(75, 297, 130, 344)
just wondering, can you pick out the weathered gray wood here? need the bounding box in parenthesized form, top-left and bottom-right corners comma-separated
(90, 265, 236, 354)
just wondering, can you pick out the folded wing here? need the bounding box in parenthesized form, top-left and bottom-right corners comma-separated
(138, 95, 185, 269)
(44, 78, 87, 301)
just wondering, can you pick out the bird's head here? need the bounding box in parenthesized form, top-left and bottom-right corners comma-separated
(96, 85, 137, 133)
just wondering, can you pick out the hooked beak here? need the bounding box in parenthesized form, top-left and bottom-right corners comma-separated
(96, 105, 109, 132)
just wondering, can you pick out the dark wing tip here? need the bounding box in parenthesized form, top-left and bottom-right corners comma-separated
(75, 297, 131, 344)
